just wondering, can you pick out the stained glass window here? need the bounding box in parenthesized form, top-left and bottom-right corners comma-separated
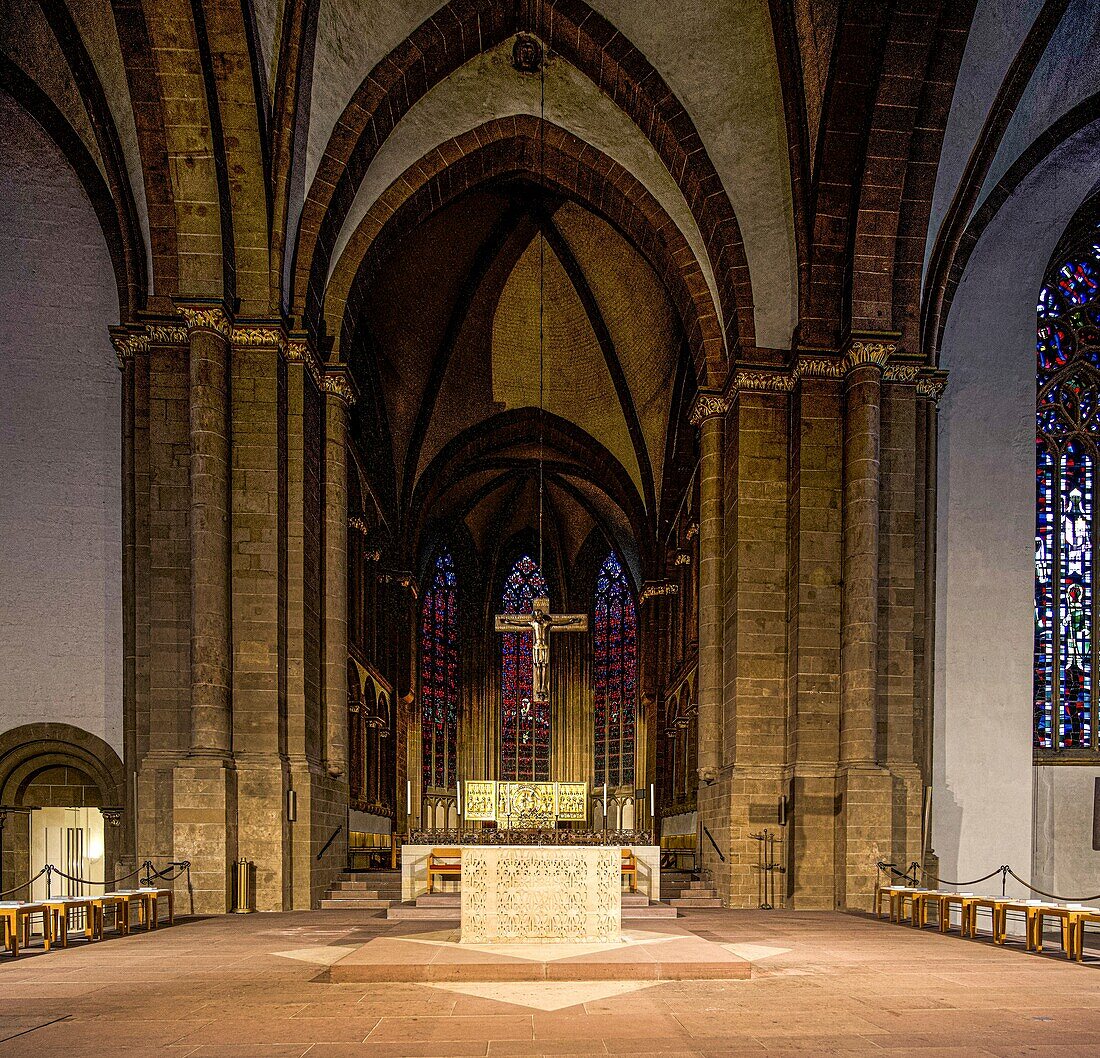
(1035, 216, 1100, 750)
(420, 551, 458, 789)
(500, 555, 550, 781)
(593, 552, 638, 786)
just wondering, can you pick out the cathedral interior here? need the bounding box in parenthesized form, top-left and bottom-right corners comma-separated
(2, 0, 1100, 1052)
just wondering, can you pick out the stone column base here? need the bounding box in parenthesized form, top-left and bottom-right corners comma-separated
(172, 758, 237, 914)
(839, 764, 894, 912)
(286, 761, 348, 909)
(236, 756, 291, 911)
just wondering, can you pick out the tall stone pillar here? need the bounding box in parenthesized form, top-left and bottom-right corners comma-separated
(138, 321, 190, 866)
(231, 323, 290, 910)
(314, 366, 356, 894)
(174, 304, 236, 914)
(110, 328, 143, 866)
(283, 337, 318, 909)
(839, 337, 895, 910)
(690, 392, 728, 884)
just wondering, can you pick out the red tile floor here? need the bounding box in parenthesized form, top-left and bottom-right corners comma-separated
(1, 908, 1099, 1057)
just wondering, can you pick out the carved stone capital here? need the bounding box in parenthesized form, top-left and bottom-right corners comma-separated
(698, 766, 718, 786)
(232, 322, 285, 353)
(101, 807, 124, 828)
(795, 356, 845, 380)
(730, 369, 795, 393)
(177, 303, 232, 339)
(109, 327, 149, 369)
(639, 580, 679, 602)
(916, 372, 948, 402)
(843, 338, 896, 372)
(883, 363, 921, 383)
(689, 391, 730, 426)
(146, 322, 188, 345)
(322, 366, 358, 406)
(284, 335, 325, 388)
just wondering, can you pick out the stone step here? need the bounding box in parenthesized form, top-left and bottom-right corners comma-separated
(386, 901, 678, 921)
(416, 894, 459, 907)
(670, 897, 722, 908)
(319, 898, 391, 910)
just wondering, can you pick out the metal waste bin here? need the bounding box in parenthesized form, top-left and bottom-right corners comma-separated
(233, 858, 256, 913)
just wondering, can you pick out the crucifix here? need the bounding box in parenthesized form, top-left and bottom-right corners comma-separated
(495, 596, 588, 703)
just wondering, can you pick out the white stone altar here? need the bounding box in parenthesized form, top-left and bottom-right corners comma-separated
(459, 846, 621, 943)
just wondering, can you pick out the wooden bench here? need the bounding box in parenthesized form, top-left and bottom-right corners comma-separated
(660, 834, 696, 871)
(621, 848, 637, 892)
(1071, 908, 1100, 961)
(44, 897, 98, 947)
(427, 847, 461, 894)
(0, 902, 50, 957)
(349, 831, 398, 870)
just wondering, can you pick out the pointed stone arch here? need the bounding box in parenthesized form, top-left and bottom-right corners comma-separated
(291, 0, 753, 368)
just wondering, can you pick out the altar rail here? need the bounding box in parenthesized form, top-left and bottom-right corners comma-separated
(408, 828, 652, 846)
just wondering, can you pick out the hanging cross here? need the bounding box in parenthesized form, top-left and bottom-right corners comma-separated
(494, 596, 588, 704)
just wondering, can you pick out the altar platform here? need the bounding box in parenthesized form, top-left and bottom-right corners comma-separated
(327, 921, 751, 983)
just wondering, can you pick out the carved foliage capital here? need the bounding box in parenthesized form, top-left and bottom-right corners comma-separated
(731, 369, 795, 393)
(639, 580, 679, 602)
(689, 391, 730, 426)
(322, 367, 357, 406)
(109, 328, 148, 368)
(178, 304, 232, 339)
(844, 340, 896, 372)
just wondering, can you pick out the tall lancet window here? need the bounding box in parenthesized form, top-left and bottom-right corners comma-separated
(593, 552, 637, 786)
(500, 555, 550, 781)
(420, 551, 458, 790)
(1035, 216, 1100, 750)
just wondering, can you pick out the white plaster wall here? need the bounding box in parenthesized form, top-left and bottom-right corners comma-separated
(1033, 767, 1100, 900)
(979, 0, 1100, 207)
(934, 117, 1100, 897)
(0, 91, 123, 753)
(924, 0, 1043, 279)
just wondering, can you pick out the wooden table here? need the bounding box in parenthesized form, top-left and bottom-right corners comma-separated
(44, 897, 98, 947)
(132, 888, 174, 929)
(932, 893, 978, 936)
(993, 900, 1047, 949)
(963, 896, 999, 939)
(0, 902, 51, 957)
(1071, 909, 1100, 961)
(1030, 904, 1097, 958)
(876, 885, 919, 922)
(97, 893, 138, 935)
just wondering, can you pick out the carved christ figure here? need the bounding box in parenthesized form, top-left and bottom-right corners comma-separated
(495, 596, 588, 703)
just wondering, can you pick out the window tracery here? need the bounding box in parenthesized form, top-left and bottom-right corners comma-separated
(420, 551, 458, 789)
(500, 555, 550, 781)
(593, 552, 637, 787)
(1035, 217, 1100, 751)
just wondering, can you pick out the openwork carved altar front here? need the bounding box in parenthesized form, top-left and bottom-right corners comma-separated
(460, 846, 621, 943)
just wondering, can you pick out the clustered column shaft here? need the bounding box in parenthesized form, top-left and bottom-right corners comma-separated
(186, 313, 232, 758)
(841, 350, 887, 765)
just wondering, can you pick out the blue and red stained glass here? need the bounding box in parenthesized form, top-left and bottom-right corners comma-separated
(593, 553, 637, 787)
(1035, 444, 1055, 747)
(1059, 442, 1092, 748)
(1035, 218, 1100, 750)
(500, 556, 550, 782)
(420, 551, 458, 790)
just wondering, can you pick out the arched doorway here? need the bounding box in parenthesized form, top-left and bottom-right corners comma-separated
(0, 724, 125, 899)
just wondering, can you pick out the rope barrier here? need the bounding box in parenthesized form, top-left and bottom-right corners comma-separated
(2, 858, 191, 901)
(1005, 867, 1100, 904)
(0, 866, 47, 899)
(880, 860, 1099, 904)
